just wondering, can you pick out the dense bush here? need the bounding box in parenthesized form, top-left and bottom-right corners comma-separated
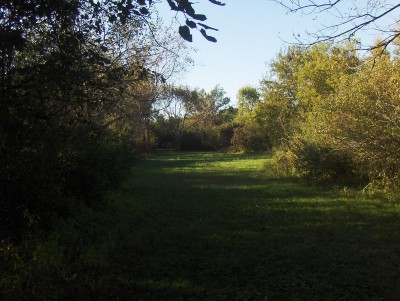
(0, 0, 166, 238)
(264, 148, 297, 178)
(230, 123, 271, 152)
(289, 137, 359, 183)
(0, 126, 134, 237)
(257, 43, 400, 198)
(65, 133, 134, 207)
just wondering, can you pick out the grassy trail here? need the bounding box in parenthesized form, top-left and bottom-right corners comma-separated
(104, 151, 400, 300)
(7, 151, 400, 300)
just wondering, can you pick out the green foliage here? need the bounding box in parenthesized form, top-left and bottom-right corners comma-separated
(65, 133, 134, 207)
(255, 46, 307, 147)
(157, 85, 235, 151)
(0, 205, 123, 300)
(264, 148, 297, 178)
(232, 86, 271, 152)
(259, 42, 400, 199)
(230, 123, 271, 152)
(235, 86, 260, 123)
(316, 53, 400, 196)
(289, 137, 359, 183)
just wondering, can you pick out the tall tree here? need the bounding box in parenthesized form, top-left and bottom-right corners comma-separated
(0, 0, 197, 237)
(231, 86, 270, 152)
(159, 86, 199, 150)
(257, 46, 306, 146)
(235, 86, 260, 123)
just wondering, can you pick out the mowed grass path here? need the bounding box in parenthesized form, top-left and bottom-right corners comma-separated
(107, 151, 400, 300)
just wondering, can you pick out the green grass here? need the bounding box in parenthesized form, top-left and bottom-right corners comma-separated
(3, 151, 400, 300)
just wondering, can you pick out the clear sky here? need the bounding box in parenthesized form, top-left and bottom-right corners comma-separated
(155, 0, 380, 104)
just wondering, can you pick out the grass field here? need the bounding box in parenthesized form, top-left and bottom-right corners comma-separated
(3, 151, 400, 300)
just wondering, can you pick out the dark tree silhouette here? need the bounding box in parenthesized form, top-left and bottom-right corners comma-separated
(0, 0, 224, 238)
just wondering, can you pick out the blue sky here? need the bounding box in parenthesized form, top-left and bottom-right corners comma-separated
(155, 0, 381, 104)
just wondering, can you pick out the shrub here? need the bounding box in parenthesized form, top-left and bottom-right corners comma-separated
(363, 173, 400, 202)
(0, 127, 134, 239)
(290, 137, 359, 183)
(264, 148, 297, 178)
(230, 123, 271, 152)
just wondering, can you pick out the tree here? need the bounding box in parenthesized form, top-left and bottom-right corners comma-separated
(187, 86, 232, 149)
(274, 0, 400, 53)
(255, 42, 365, 180)
(157, 85, 234, 150)
(235, 86, 260, 123)
(159, 86, 199, 150)
(0, 0, 198, 237)
(192, 86, 229, 127)
(257, 46, 306, 147)
(257, 42, 359, 147)
(230, 86, 271, 152)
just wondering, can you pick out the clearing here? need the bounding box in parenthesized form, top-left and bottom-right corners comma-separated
(7, 151, 400, 300)
(104, 151, 400, 300)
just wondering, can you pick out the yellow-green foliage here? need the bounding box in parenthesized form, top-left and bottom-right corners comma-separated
(264, 148, 297, 178)
(312, 53, 400, 195)
(259, 42, 400, 197)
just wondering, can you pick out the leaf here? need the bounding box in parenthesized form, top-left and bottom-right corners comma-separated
(209, 0, 225, 5)
(186, 20, 197, 29)
(198, 23, 218, 31)
(192, 14, 207, 21)
(100, 45, 108, 52)
(182, 1, 195, 16)
(200, 28, 217, 42)
(140, 7, 149, 14)
(179, 25, 192, 42)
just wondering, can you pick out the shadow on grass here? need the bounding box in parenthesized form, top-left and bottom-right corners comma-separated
(8, 152, 400, 301)
(109, 152, 400, 300)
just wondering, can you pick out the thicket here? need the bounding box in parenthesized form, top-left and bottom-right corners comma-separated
(152, 85, 236, 151)
(253, 43, 400, 198)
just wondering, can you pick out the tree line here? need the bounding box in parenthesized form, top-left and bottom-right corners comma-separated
(152, 41, 400, 202)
